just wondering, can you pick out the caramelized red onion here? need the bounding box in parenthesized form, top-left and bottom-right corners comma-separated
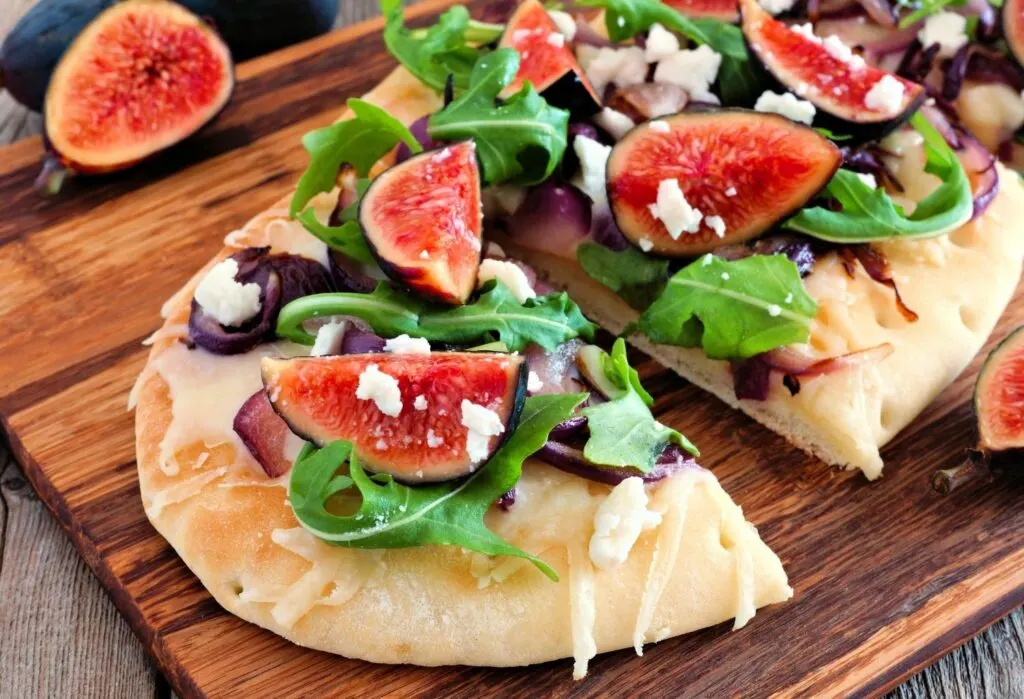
(607, 82, 689, 122)
(329, 249, 378, 293)
(395, 114, 440, 163)
(234, 390, 297, 478)
(339, 326, 387, 354)
(189, 248, 335, 355)
(732, 343, 895, 400)
(505, 180, 593, 259)
(714, 235, 817, 276)
(839, 244, 919, 322)
(537, 441, 699, 485)
(919, 105, 999, 217)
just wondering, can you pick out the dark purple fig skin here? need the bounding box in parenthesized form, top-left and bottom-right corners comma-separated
(339, 327, 387, 354)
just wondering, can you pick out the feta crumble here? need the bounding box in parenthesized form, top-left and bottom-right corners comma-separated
(310, 320, 346, 357)
(725, 186, 737, 197)
(758, 0, 797, 14)
(721, 272, 730, 280)
(384, 334, 431, 354)
(589, 478, 662, 570)
(527, 371, 544, 393)
(648, 120, 670, 133)
(547, 9, 577, 40)
(653, 45, 722, 103)
(572, 135, 613, 206)
(355, 364, 403, 417)
(461, 399, 505, 464)
(767, 304, 782, 317)
(864, 75, 905, 115)
(419, 249, 430, 259)
(477, 258, 536, 304)
(822, 35, 866, 70)
(414, 394, 428, 411)
(426, 429, 444, 448)
(702, 254, 713, 266)
(648, 179, 702, 240)
(754, 90, 816, 125)
(194, 258, 262, 327)
(644, 23, 680, 63)
(638, 237, 655, 252)
(705, 214, 727, 238)
(584, 46, 647, 96)
(785, 293, 794, 304)
(918, 11, 968, 59)
(855, 172, 878, 189)
(595, 107, 636, 140)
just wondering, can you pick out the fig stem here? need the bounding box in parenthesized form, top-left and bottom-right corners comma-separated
(931, 450, 990, 495)
(34, 154, 72, 196)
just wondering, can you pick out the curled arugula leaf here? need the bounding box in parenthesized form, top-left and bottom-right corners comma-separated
(289, 393, 589, 581)
(582, 339, 698, 470)
(428, 49, 570, 185)
(638, 254, 818, 359)
(276, 280, 596, 352)
(785, 112, 973, 242)
(380, 0, 495, 92)
(577, 243, 671, 310)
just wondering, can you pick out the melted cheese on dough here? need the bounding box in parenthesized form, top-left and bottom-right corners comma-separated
(567, 542, 598, 680)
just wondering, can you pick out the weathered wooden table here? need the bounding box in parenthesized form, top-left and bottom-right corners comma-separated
(1, 1, 1023, 697)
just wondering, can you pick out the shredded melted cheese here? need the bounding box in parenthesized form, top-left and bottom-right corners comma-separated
(567, 542, 598, 681)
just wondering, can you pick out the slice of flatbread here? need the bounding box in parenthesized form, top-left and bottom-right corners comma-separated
(133, 67, 792, 675)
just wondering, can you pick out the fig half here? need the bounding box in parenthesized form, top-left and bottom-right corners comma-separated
(262, 352, 527, 482)
(498, 0, 601, 118)
(42, 0, 234, 186)
(360, 140, 483, 305)
(606, 111, 841, 257)
(665, 0, 739, 22)
(740, 0, 924, 142)
(1005, 0, 1024, 69)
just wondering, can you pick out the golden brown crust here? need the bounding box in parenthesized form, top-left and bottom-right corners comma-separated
(134, 67, 792, 670)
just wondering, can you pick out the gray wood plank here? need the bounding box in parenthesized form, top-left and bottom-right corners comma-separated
(1, 0, 1022, 697)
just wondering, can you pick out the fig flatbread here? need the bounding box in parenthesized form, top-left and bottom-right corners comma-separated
(133, 67, 792, 676)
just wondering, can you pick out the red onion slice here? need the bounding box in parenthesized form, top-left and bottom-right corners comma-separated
(505, 180, 593, 259)
(537, 441, 699, 485)
(234, 390, 297, 478)
(733, 343, 895, 400)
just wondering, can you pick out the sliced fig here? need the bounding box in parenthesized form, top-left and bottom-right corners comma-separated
(607, 83, 690, 123)
(42, 0, 234, 183)
(1004, 0, 1024, 69)
(740, 0, 924, 142)
(498, 0, 601, 118)
(359, 141, 483, 305)
(664, 0, 739, 22)
(262, 352, 527, 482)
(975, 327, 1024, 455)
(606, 110, 841, 256)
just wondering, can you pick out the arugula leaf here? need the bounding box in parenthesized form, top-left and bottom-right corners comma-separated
(381, 0, 486, 92)
(814, 127, 853, 142)
(288, 393, 588, 581)
(294, 177, 374, 264)
(428, 49, 570, 185)
(576, 243, 670, 309)
(276, 280, 596, 352)
(785, 112, 973, 242)
(638, 254, 818, 359)
(897, 0, 967, 29)
(290, 98, 422, 218)
(581, 339, 697, 470)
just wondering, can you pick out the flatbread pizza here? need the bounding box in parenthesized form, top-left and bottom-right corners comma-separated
(133, 58, 791, 677)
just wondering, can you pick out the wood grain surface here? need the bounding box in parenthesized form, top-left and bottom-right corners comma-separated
(2, 0, 1024, 697)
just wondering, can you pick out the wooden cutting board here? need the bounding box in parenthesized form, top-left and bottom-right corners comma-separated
(3, 1, 1024, 696)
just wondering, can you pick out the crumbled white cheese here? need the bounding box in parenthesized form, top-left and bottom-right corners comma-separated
(461, 399, 505, 464)
(419, 249, 430, 259)
(758, 0, 797, 14)
(426, 429, 444, 448)
(705, 215, 727, 238)
(855, 172, 878, 189)
(653, 45, 722, 103)
(648, 179, 702, 240)
(193, 258, 262, 327)
(822, 35, 866, 70)
(702, 254, 714, 266)
(477, 259, 536, 304)
(547, 32, 566, 48)
(767, 304, 782, 317)
(648, 120, 670, 133)
(918, 11, 968, 59)
(785, 292, 794, 304)
(547, 9, 577, 40)
(721, 272, 730, 280)
(572, 135, 613, 206)
(384, 334, 431, 354)
(355, 364, 403, 417)
(414, 394, 428, 411)
(527, 371, 544, 393)
(791, 22, 817, 40)
(589, 478, 662, 570)
(310, 320, 345, 357)
(594, 107, 636, 140)
(644, 23, 680, 63)
(584, 46, 647, 95)
(638, 237, 655, 252)
(864, 75, 905, 114)
(725, 186, 737, 197)
(754, 90, 816, 125)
